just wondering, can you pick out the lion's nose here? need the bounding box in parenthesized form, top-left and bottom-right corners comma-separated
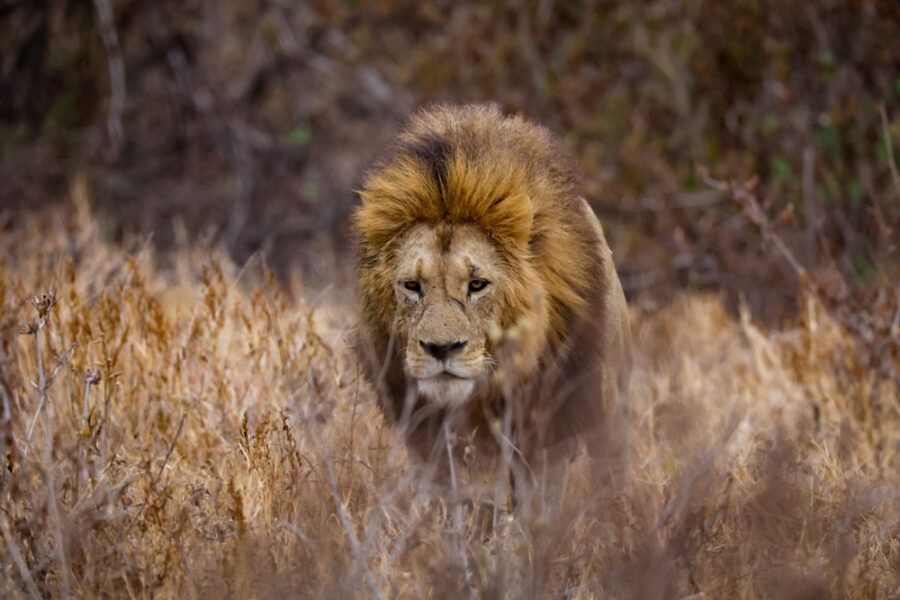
(419, 340, 467, 360)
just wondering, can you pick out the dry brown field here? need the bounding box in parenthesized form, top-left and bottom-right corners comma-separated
(1, 186, 898, 599)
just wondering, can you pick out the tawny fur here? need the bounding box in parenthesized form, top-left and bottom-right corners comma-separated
(354, 103, 632, 479)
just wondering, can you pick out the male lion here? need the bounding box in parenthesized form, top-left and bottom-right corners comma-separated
(354, 104, 631, 494)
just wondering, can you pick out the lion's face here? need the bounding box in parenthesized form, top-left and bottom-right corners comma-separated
(393, 222, 504, 407)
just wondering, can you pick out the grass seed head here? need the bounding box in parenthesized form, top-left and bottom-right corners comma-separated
(32, 292, 56, 319)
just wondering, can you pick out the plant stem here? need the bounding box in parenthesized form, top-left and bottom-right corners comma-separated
(24, 318, 47, 455)
(82, 382, 91, 432)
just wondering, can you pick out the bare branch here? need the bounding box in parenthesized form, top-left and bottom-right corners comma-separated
(700, 170, 808, 279)
(92, 0, 126, 155)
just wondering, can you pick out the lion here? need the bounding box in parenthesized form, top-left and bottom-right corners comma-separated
(353, 104, 631, 497)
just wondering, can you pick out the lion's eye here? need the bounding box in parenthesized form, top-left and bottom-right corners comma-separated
(468, 279, 489, 293)
(403, 280, 422, 293)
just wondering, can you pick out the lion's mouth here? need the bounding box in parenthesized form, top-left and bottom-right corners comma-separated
(416, 372, 477, 406)
(427, 371, 468, 381)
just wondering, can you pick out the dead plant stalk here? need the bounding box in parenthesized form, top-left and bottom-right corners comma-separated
(24, 294, 56, 454)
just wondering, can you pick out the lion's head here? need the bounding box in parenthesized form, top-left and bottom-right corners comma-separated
(387, 219, 548, 407)
(354, 103, 631, 464)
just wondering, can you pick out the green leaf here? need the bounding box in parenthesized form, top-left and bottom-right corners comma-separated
(286, 126, 311, 146)
(760, 114, 779, 135)
(771, 156, 794, 183)
(818, 49, 837, 69)
(875, 138, 889, 163)
(814, 125, 840, 153)
(849, 180, 862, 206)
(853, 253, 875, 286)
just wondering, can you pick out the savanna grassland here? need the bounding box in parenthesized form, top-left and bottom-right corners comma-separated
(1, 183, 899, 598)
(3, 0, 900, 597)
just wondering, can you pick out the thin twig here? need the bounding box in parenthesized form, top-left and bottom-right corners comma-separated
(0, 384, 13, 482)
(489, 405, 516, 597)
(1, 518, 41, 600)
(43, 417, 71, 599)
(130, 412, 185, 526)
(151, 412, 186, 490)
(82, 371, 99, 434)
(802, 146, 818, 265)
(23, 318, 47, 455)
(325, 459, 387, 600)
(891, 285, 900, 337)
(515, 0, 548, 92)
(80, 373, 94, 488)
(654, 412, 740, 530)
(1, 381, 11, 423)
(444, 421, 459, 493)
(92, 0, 126, 154)
(701, 171, 808, 278)
(878, 103, 900, 202)
(277, 520, 312, 547)
(444, 421, 472, 586)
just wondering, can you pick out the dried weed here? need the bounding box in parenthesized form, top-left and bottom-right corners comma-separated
(0, 199, 898, 598)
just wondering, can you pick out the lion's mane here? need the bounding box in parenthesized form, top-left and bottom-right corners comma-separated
(354, 103, 631, 465)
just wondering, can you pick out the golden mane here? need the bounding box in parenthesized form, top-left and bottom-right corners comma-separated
(355, 103, 598, 343)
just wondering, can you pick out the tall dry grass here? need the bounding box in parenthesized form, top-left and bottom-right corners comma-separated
(1, 185, 899, 598)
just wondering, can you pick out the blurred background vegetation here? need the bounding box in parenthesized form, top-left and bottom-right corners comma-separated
(2, 0, 899, 319)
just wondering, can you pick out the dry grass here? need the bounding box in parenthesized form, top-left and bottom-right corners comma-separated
(1, 189, 899, 599)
